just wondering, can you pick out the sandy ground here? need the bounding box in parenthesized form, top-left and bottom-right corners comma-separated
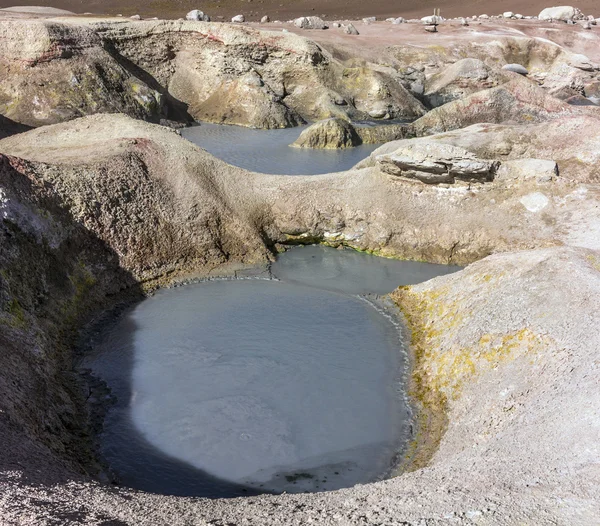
(0, 0, 599, 22)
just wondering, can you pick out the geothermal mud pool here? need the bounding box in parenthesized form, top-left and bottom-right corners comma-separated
(83, 246, 459, 497)
(181, 123, 382, 174)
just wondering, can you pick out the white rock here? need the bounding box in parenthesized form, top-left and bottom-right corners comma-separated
(186, 9, 210, 21)
(538, 6, 583, 21)
(231, 14, 245, 23)
(393, 17, 405, 24)
(582, 21, 592, 29)
(421, 15, 442, 24)
(362, 16, 376, 24)
(502, 63, 529, 75)
(479, 14, 489, 19)
(260, 15, 270, 23)
(503, 11, 515, 18)
(344, 23, 359, 35)
(332, 22, 340, 28)
(515, 14, 524, 19)
(520, 192, 549, 212)
(496, 159, 559, 182)
(294, 16, 327, 29)
(130, 14, 141, 20)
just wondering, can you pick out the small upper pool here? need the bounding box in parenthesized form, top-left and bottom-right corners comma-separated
(83, 246, 460, 498)
(181, 123, 381, 175)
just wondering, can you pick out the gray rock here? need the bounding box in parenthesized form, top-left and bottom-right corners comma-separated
(186, 9, 210, 21)
(376, 142, 499, 184)
(368, 108, 389, 119)
(129, 14, 141, 20)
(502, 63, 529, 75)
(568, 53, 596, 71)
(231, 14, 245, 23)
(344, 23, 359, 35)
(393, 17, 405, 24)
(424, 25, 438, 32)
(362, 17, 376, 24)
(294, 16, 327, 29)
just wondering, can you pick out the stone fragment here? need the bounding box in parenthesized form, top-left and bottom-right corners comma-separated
(344, 23, 359, 35)
(393, 17, 405, 24)
(568, 53, 596, 71)
(130, 14, 141, 20)
(376, 143, 499, 184)
(362, 17, 376, 24)
(260, 15, 270, 23)
(503, 11, 515, 18)
(231, 14, 245, 23)
(502, 63, 529, 75)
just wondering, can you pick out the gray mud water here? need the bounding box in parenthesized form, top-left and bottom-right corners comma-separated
(84, 246, 460, 498)
(272, 245, 462, 294)
(181, 123, 381, 174)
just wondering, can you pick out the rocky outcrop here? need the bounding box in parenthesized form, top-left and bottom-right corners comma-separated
(423, 58, 511, 108)
(291, 118, 406, 148)
(390, 246, 600, 524)
(366, 115, 600, 183)
(86, 20, 425, 127)
(291, 118, 361, 148)
(0, 19, 164, 128)
(411, 77, 586, 136)
(376, 143, 499, 184)
(0, 18, 430, 130)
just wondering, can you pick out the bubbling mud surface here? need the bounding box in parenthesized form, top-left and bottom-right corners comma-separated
(181, 123, 381, 175)
(84, 247, 459, 497)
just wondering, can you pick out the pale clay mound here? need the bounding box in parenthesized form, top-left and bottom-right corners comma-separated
(0, 11, 600, 526)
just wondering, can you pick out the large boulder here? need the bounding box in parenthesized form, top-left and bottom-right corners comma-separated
(186, 9, 210, 21)
(294, 16, 327, 29)
(291, 118, 407, 148)
(0, 19, 164, 128)
(291, 118, 361, 148)
(376, 142, 499, 184)
(538, 5, 584, 21)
